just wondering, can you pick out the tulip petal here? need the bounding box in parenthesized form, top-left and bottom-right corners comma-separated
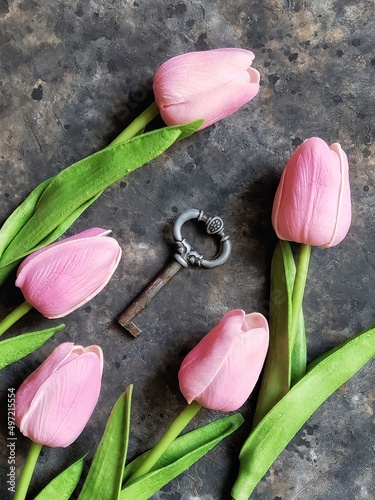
(19, 352, 102, 447)
(17, 228, 111, 275)
(242, 312, 268, 331)
(178, 310, 269, 411)
(16, 236, 122, 318)
(81, 345, 104, 375)
(272, 137, 351, 248)
(327, 143, 351, 247)
(160, 79, 260, 129)
(15, 343, 75, 426)
(196, 327, 269, 411)
(154, 49, 256, 102)
(179, 310, 245, 404)
(154, 48, 260, 129)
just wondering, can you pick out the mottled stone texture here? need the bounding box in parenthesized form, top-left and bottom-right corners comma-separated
(0, 1, 374, 499)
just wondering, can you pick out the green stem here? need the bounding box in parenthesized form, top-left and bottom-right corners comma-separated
(289, 244, 311, 361)
(14, 441, 43, 500)
(109, 102, 160, 146)
(0, 301, 33, 337)
(125, 401, 202, 485)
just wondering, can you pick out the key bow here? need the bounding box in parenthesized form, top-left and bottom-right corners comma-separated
(172, 208, 231, 269)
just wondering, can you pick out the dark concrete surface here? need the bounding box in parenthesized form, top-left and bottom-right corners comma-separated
(0, 1, 374, 499)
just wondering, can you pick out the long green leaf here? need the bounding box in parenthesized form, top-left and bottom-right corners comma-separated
(34, 455, 85, 500)
(120, 413, 244, 500)
(0, 178, 52, 259)
(78, 386, 133, 500)
(0, 324, 65, 370)
(0, 120, 201, 275)
(231, 325, 375, 500)
(0, 176, 53, 282)
(28, 192, 102, 254)
(252, 240, 305, 427)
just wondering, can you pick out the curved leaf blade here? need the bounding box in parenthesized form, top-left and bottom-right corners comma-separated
(120, 413, 244, 500)
(253, 240, 306, 427)
(231, 326, 375, 499)
(0, 324, 65, 370)
(0, 120, 201, 273)
(78, 386, 133, 500)
(0, 178, 52, 259)
(34, 455, 85, 500)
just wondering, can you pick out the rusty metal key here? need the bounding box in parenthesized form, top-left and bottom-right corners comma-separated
(118, 208, 231, 337)
(117, 259, 182, 337)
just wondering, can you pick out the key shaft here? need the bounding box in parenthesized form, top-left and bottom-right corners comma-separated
(118, 259, 183, 336)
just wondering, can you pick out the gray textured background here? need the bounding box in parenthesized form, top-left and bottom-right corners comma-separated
(0, 1, 374, 499)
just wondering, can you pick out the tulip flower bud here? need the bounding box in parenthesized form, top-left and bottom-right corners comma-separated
(15, 228, 122, 318)
(178, 310, 269, 411)
(272, 137, 352, 248)
(15, 342, 103, 447)
(153, 48, 260, 129)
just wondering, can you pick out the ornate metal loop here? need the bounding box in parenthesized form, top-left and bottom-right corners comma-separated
(172, 208, 231, 268)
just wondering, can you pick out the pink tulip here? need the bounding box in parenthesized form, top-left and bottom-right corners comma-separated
(153, 48, 260, 129)
(15, 228, 122, 318)
(272, 138, 351, 248)
(15, 342, 103, 447)
(178, 310, 269, 411)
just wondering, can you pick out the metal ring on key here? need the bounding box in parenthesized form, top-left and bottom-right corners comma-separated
(172, 208, 231, 268)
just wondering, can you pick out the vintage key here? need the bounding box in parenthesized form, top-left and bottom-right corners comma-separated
(118, 208, 231, 337)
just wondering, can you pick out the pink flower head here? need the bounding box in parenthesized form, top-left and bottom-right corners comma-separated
(272, 138, 352, 248)
(153, 48, 260, 130)
(178, 310, 269, 411)
(16, 228, 122, 318)
(15, 342, 103, 447)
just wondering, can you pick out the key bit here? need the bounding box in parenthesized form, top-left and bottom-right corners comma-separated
(118, 208, 231, 337)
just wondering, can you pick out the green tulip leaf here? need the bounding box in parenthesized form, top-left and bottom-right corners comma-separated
(0, 324, 65, 370)
(120, 413, 244, 500)
(0, 120, 202, 283)
(252, 240, 306, 427)
(30, 192, 102, 253)
(231, 325, 375, 500)
(34, 454, 86, 500)
(0, 178, 52, 259)
(78, 385, 133, 500)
